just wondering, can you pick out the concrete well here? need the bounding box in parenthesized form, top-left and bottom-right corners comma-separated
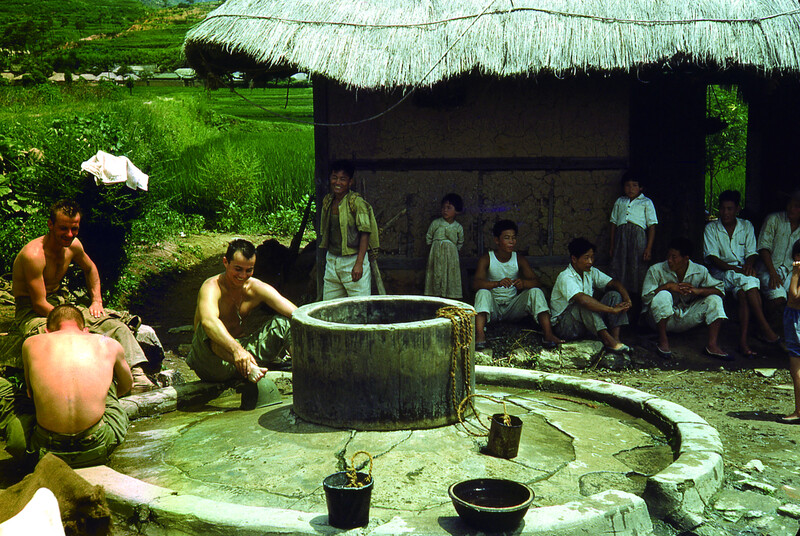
(290, 296, 475, 430)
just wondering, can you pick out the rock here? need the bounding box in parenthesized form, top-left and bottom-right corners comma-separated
(136, 324, 165, 366)
(558, 340, 602, 369)
(508, 348, 533, 366)
(597, 351, 630, 370)
(157, 369, 184, 387)
(713, 494, 744, 522)
(781, 484, 800, 500)
(744, 459, 765, 473)
(737, 479, 777, 495)
(778, 503, 800, 519)
(474, 350, 493, 366)
(536, 349, 562, 370)
(754, 368, 777, 378)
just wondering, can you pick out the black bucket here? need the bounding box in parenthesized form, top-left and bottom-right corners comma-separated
(486, 413, 523, 459)
(323, 471, 374, 529)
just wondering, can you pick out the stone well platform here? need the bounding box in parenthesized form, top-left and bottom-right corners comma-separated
(74, 367, 724, 535)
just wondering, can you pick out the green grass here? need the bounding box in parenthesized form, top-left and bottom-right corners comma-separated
(1, 1, 220, 71)
(0, 84, 315, 294)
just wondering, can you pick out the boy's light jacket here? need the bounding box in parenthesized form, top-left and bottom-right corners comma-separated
(319, 191, 380, 255)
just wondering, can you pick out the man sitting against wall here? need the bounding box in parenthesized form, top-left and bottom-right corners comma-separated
(642, 237, 729, 360)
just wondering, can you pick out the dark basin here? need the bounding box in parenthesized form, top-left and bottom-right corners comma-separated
(448, 478, 534, 531)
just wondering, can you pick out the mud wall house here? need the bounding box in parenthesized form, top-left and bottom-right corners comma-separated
(184, 0, 800, 295)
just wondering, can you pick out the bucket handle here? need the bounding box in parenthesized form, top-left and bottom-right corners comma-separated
(346, 450, 373, 487)
(457, 394, 512, 437)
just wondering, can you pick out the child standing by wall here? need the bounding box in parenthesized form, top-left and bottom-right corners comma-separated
(425, 193, 464, 299)
(778, 240, 800, 424)
(609, 171, 658, 297)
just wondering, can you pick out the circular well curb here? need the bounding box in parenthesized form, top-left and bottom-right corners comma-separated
(76, 367, 723, 535)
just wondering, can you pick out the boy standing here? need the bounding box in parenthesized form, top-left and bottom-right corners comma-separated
(703, 190, 780, 357)
(472, 220, 562, 350)
(778, 240, 800, 424)
(318, 160, 380, 300)
(609, 171, 658, 295)
(550, 237, 631, 352)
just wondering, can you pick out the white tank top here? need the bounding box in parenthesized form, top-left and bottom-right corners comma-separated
(488, 251, 518, 303)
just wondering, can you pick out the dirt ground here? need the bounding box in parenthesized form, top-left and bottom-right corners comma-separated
(2, 232, 800, 534)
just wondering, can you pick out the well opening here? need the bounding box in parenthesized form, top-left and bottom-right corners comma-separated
(306, 298, 448, 325)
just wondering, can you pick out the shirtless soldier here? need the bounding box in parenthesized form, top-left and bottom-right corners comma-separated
(0, 304, 131, 467)
(11, 199, 155, 391)
(186, 239, 297, 382)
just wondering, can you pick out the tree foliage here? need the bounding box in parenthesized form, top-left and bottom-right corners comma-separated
(705, 85, 748, 214)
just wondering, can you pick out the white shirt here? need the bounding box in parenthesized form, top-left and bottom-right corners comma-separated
(609, 194, 658, 229)
(641, 260, 724, 313)
(550, 264, 612, 321)
(486, 251, 520, 304)
(703, 217, 757, 269)
(757, 211, 800, 271)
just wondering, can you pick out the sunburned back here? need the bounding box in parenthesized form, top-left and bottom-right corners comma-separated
(25, 332, 115, 434)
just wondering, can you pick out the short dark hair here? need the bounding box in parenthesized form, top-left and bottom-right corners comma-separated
(718, 190, 741, 206)
(667, 237, 693, 258)
(47, 304, 84, 331)
(620, 170, 644, 188)
(49, 199, 82, 223)
(225, 239, 256, 261)
(492, 219, 518, 237)
(330, 160, 355, 179)
(441, 193, 463, 213)
(568, 237, 595, 259)
(793, 240, 800, 259)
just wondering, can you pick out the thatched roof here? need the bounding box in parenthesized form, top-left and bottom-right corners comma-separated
(184, 0, 800, 89)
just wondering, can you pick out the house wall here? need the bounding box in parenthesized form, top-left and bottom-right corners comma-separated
(314, 76, 630, 292)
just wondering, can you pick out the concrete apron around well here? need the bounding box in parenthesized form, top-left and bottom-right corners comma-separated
(76, 367, 724, 536)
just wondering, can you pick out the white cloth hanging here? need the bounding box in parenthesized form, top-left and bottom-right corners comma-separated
(80, 151, 149, 191)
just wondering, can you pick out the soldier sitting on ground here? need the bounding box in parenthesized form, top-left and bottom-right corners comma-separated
(0, 304, 131, 468)
(186, 239, 297, 382)
(11, 199, 156, 392)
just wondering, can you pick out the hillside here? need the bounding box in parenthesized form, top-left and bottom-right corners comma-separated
(0, 0, 221, 72)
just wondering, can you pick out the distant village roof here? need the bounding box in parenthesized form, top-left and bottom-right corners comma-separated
(174, 68, 197, 79)
(184, 0, 800, 89)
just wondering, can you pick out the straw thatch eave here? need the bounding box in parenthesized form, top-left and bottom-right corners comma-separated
(184, 0, 800, 89)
